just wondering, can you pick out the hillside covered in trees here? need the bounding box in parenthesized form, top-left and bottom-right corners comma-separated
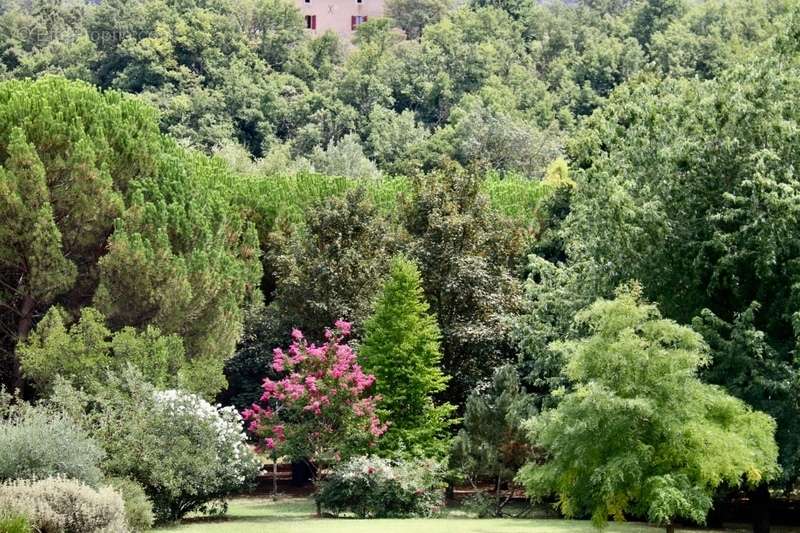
(1, 0, 799, 531)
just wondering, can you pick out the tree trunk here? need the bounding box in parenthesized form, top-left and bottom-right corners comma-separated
(272, 457, 278, 501)
(495, 475, 503, 517)
(11, 292, 35, 392)
(752, 482, 771, 533)
(665, 523, 675, 533)
(445, 481, 454, 500)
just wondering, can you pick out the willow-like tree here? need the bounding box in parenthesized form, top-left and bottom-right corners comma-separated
(518, 285, 779, 532)
(360, 256, 455, 459)
(0, 77, 260, 396)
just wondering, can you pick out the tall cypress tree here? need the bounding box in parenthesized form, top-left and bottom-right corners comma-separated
(360, 256, 455, 459)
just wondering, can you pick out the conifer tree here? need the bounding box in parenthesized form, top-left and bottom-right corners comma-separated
(451, 364, 536, 516)
(0, 77, 261, 396)
(360, 256, 455, 459)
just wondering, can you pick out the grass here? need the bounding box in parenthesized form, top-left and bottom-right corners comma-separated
(152, 497, 752, 533)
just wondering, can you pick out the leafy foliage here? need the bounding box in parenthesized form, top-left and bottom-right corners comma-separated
(315, 456, 446, 518)
(51, 371, 260, 523)
(0, 514, 31, 533)
(403, 170, 526, 406)
(450, 364, 535, 516)
(518, 286, 779, 528)
(564, 27, 800, 483)
(0, 77, 260, 396)
(360, 257, 455, 459)
(107, 477, 154, 532)
(265, 188, 399, 341)
(18, 307, 184, 396)
(0, 392, 104, 487)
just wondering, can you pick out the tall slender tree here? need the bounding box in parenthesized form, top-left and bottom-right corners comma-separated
(360, 256, 456, 459)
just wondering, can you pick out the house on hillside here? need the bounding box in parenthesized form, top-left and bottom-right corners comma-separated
(296, 0, 383, 39)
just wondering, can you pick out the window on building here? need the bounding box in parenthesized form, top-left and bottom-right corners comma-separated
(305, 0, 311, 3)
(356, 0, 363, 4)
(351, 15, 367, 30)
(304, 15, 316, 29)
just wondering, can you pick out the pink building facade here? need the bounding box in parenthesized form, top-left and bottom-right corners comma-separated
(297, 0, 385, 39)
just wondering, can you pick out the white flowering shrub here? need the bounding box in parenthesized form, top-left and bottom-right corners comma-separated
(52, 371, 261, 524)
(152, 390, 261, 499)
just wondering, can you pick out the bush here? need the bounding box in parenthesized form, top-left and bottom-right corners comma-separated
(107, 478, 154, 531)
(53, 371, 261, 523)
(316, 456, 445, 518)
(0, 395, 104, 486)
(0, 478, 129, 533)
(0, 515, 32, 533)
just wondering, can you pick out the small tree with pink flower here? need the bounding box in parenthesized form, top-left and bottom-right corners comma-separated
(243, 320, 386, 504)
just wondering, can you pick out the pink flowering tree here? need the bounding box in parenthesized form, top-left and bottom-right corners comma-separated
(243, 320, 386, 484)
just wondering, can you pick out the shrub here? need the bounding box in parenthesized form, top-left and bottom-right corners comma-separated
(0, 396, 104, 486)
(52, 371, 261, 523)
(518, 286, 779, 529)
(107, 478, 154, 531)
(0, 515, 32, 533)
(315, 456, 445, 518)
(0, 478, 128, 533)
(19, 306, 187, 396)
(310, 134, 380, 179)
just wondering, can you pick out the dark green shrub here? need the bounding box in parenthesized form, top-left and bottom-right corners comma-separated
(316, 456, 445, 518)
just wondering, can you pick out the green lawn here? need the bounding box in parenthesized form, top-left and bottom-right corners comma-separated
(153, 497, 751, 533)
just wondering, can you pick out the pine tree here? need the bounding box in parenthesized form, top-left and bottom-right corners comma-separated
(451, 364, 536, 516)
(360, 256, 455, 459)
(0, 77, 261, 397)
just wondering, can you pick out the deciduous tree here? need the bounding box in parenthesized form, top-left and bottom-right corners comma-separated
(519, 286, 779, 531)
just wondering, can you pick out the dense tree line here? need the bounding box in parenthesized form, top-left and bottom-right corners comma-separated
(0, 0, 789, 177)
(1, 0, 799, 529)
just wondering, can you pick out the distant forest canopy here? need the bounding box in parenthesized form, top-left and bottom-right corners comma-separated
(0, 0, 790, 177)
(2, 0, 800, 497)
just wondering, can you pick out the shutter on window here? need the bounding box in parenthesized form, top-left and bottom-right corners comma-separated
(311, 15, 316, 29)
(363, 16, 368, 21)
(351, 15, 356, 30)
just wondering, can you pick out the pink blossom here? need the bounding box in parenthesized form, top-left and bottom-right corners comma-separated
(305, 376, 318, 392)
(304, 401, 322, 415)
(272, 348, 285, 373)
(307, 344, 326, 359)
(370, 417, 388, 437)
(334, 319, 352, 336)
(246, 321, 385, 459)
